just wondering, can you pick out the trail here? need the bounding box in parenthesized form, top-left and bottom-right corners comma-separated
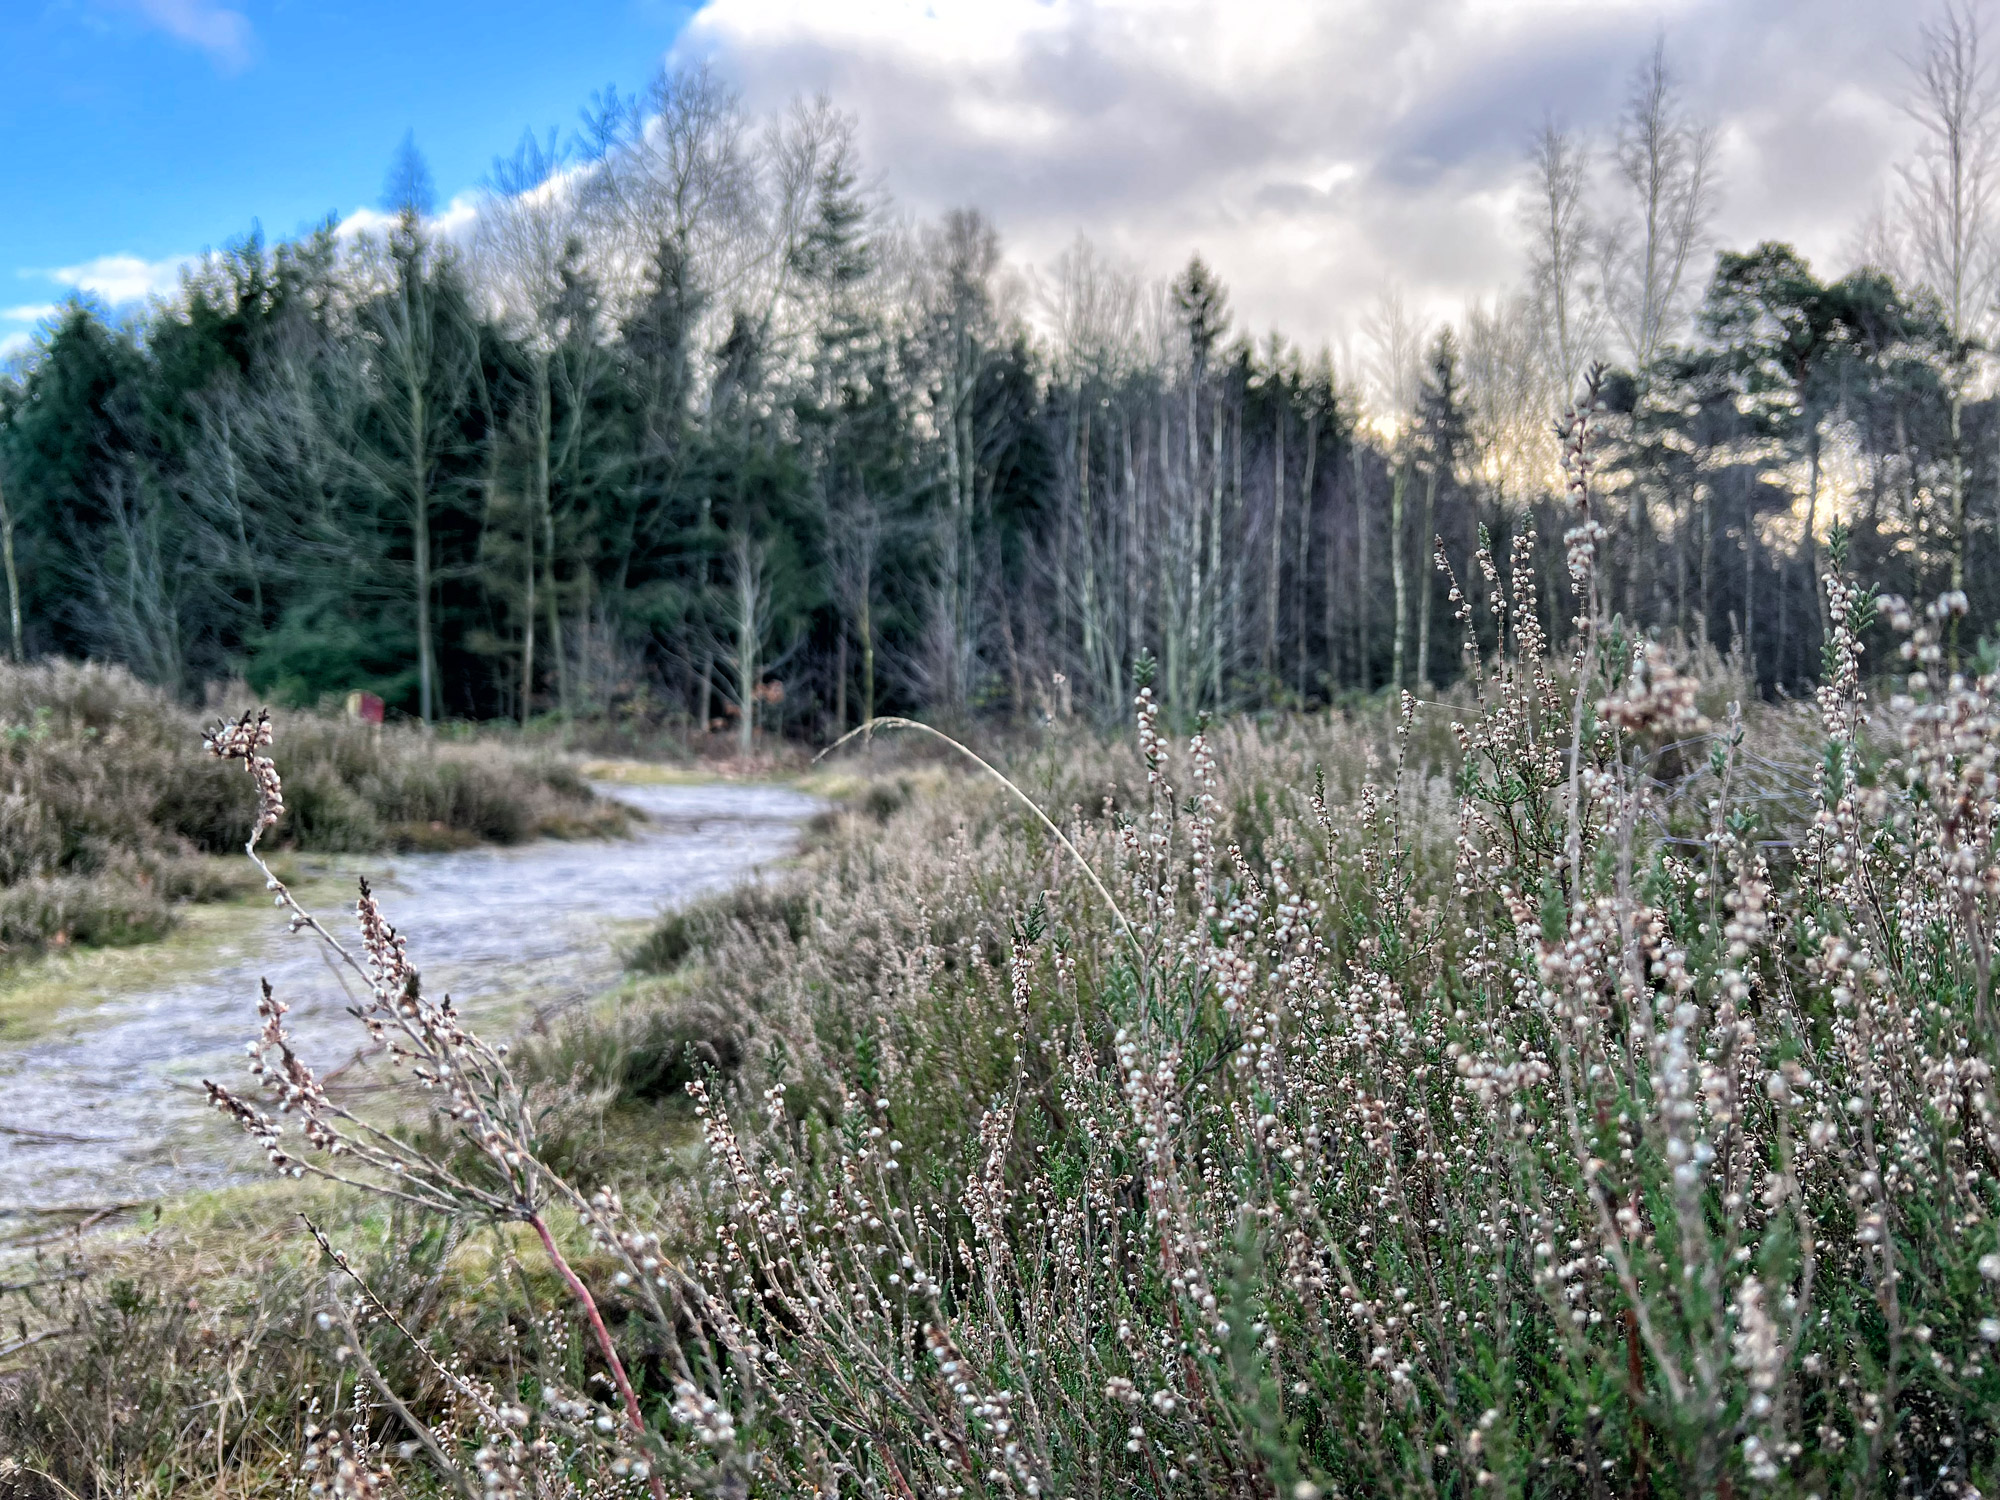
(0, 782, 817, 1215)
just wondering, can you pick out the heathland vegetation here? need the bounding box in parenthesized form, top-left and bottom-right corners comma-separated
(6, 464, 2000, 1491)
(11, 11, 2000, 1499)
(0, 659, 617, 962)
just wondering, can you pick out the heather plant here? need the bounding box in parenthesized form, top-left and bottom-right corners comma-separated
(0, 659, 621, 956)
(56, 376, 2000, 1498)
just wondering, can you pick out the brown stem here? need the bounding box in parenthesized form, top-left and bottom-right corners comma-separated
(1625, 1305, 1652, 1498)
(531, 1212, 668, 1500)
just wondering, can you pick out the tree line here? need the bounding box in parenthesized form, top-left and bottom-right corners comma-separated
(3, 17, 1998, 746)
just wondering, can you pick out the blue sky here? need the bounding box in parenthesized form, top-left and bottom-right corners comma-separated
(2, 0, 698, 350)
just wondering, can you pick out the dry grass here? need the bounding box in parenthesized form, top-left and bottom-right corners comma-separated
(0, 660, 625, 961)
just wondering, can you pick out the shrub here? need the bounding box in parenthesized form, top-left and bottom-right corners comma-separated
(0, 875, 173, 951)
(0, 660, 621, 956)
(518, 996, 746, 1106)
(629, 884, 810, 975)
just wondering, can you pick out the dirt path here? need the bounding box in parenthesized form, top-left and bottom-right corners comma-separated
(0, 782, 818, 1217)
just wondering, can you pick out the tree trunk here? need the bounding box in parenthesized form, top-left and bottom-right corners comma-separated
(1162, 404, 1185, 722)
(859, 560, 875, 728)
(539, 359, 571, 720)
(521, 490, 537, 726)
(1742, 485, 1754, 669)
(1951, 376, 1967, 666)
(1322, 436, 1338, 701)
(0, 467, 21, 662)
(834, 625, 847, 736)
(1699, 483, 1712, 647)
(411, 382, 435, 725)
(1777, 538, 1790, 689)
(1078, 405, 1104, 700)
(1209, 389, 1225, 709)
(1265, 406, 1285, 682)
(734, 535, 760, 761)
(1354, 445, 1370, 690)
(1297, 413, 1319, 700)
(941, 365, 967, 714)
(999, 591, 1025, 719)
(1627, 481, 1649, 626)
(1674, 473, 1689, 642)
(1416, 463, 1438, 689)
(1390, 460, 1408, 691)
(1806, 425, 1829, 648)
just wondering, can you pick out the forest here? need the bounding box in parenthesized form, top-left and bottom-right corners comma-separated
(0, 34, 1993, 748)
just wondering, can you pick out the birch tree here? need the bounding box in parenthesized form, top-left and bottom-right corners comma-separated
(1363, 287, 1421, 690)
(1604, 41, 1717, 371)
(1524, 121, 1604, 409)
(477, 130, 582, 720)
(1899, 0, 2000, 598)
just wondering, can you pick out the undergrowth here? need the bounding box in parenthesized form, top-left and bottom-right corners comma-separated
(0, 660, 624, 959)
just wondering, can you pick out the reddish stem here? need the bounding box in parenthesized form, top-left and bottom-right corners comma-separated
(531, 1212, 669, 1500)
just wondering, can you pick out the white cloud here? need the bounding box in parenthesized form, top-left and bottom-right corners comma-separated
(680, 0, 1925, 347)
(335, 192, 482, 244)
(0, 304, 59, 323)
(334, 206, 398, 241)
(46, 253, 191, 305)
(125, 0, 253, 70)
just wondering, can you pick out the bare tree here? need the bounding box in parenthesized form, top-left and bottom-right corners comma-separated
(477, 130, 580, 721)
(1041, 236, 1143, 708)
(1523, 120, 1605, 408)
(915, 209, 1006, 716)
(1598, 41, 1717, 619)
(1462, 294, 1546, 515)
(1170, 255, 1231, 714)
(1262, 335, 1292, 686)
(1603, 40, 1717, 371)
(1363, 287, 1421, 689)
(746, 97, 856, 353)
(585, 63, 758, 344)
(1900, 0, 2000, 597)
(80, 464, 187, 693)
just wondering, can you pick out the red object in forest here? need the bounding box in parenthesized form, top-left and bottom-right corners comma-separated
(346, 690, 385, 725)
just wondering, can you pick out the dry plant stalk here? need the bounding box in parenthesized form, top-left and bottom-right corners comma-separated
(202, 709, 677, 1500)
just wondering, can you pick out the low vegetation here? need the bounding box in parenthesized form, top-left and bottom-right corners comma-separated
(0, 659, 623, 960)
(8, 506, 2000, 1494)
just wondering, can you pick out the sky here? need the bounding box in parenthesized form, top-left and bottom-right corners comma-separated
(0, 0, 1938, 360)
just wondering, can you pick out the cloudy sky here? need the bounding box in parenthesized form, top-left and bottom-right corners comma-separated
(1, 0, 1933, 359)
